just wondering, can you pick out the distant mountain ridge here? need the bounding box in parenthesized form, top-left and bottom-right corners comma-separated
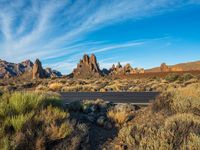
(0, 59, 62, 79)
(146, 61, 200, 72)
(1, 55, 200, 79)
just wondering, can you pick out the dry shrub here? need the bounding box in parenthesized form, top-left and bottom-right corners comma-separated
(38, 105, 68, 124)
(169, 84, 200, 113)
(107, 110, 129, 124)
(49, 82, 63, 91)
(182, 133, 200, 150)
(107, 104, 134, 124)
(45, 122, 72, 141)
(151, 92, 172, 112)
(118, 113, 200, 150)
(35, 137, 46, 150)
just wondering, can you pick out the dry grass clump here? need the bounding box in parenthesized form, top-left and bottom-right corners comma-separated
(48, 82, 63, 91)
(107, 104, 135, 125)
(169, 83, 200, 114)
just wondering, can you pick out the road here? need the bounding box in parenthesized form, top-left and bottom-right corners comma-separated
(60, 92, 159, 105)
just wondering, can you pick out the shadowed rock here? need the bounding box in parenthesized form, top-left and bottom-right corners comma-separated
(32, 59, 46, 79)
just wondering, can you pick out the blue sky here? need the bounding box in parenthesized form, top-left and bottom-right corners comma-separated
(0, 0, 200, 74)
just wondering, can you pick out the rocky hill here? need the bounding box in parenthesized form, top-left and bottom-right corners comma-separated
(72, 54, 145, 78)
(146, 61, 200, 72)
(72, 54, 102, 78)
(0, 59, 62, 79)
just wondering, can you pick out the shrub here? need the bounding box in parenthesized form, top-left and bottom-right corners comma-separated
(8, 92, 44, 115)
(179, 73, 194, 82)
(107, 104, 134, 124)
(165, 73, 180, 82)
(0, 91, 74, 149)
(5, 112, 34, 132)
(37, 105, 68, 124)
(107, 109, 129, 124)
(169, 84, 200, 113)
(49, 83, 63, 91)
(45, 122, 72, 141)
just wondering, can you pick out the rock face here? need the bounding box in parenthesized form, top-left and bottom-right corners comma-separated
(45, 68, 62, 78)
(160, 63, 183, 72)
(32, 59, 46, 79)
(0, 59, 33, 78)
(72, 54, 102, 78)
(0, 59, 62, 79)
(109, 62, 144, 75)
(32, 59, 62, 79)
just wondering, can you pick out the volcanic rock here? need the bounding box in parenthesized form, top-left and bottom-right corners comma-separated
(0, 59, 62, 79)
(0, 59, 33, 78)
(160, 63, 170, 72)
(160, 63, 183, 72)
(72, 54, 102, 78)
(45, 68, 62, 78)
(32, 59, 46, 79)
(109, 63, 144, 75)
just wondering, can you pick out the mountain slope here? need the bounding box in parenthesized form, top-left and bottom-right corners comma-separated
(146, 61, 200, 72)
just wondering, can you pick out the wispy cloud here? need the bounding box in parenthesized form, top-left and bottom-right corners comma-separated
(0, 0, 199, 73)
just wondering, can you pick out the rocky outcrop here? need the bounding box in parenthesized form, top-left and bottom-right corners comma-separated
(45, 68, 62, 78)
(32, 59, 46, 79)
(0, 59, 33, 78)
(0, 59, 62, 79)
(160, 63, 170, 72)
(72, 54, 102, 78)
(32, 59, 62, 79)
(160, 63, 183, 72)
(109, 62, 144, 75)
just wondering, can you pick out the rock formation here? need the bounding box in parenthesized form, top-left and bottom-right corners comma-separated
(160, 63, 183, 72)
(0, 58, 62, 79)
(0, 59, 33, 78)
(160, 63, 170, 72)
(45, 68, 62, 78)
(32, 59, 46, 79)
(72, 54, 102, 78)
(109, 63, 144, 75)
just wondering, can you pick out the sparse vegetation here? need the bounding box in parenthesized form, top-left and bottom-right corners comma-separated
(0, 92, 85, 150)
(1, 75, 200, 149)
(165, 73, 180, 82)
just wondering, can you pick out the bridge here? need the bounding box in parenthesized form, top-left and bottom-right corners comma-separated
(60, 92, 159, 105)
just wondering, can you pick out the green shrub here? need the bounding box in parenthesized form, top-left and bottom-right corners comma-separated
(0, 91, 74, 149)
(179, 73, 194, 82)
(5, 112, 34, 132)
(165, 73, 180, 82)
(0, 92, 62, 117)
